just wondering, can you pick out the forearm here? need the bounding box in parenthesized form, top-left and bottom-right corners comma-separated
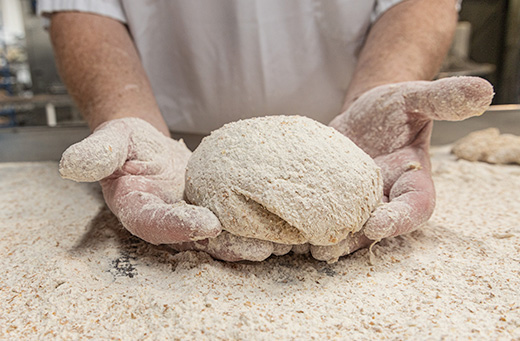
(343, 0, 458, 110)
(50, 12, 169, 136)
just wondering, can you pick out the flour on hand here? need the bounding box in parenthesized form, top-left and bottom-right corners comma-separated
(185, 115, 383, 246)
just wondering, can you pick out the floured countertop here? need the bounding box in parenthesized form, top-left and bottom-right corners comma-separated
(1, 146, 519, 339)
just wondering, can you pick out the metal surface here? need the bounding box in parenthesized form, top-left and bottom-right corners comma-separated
(0, 105, 519, 162)
(0, 125, 90, 162)
(430, 105, 520, 145)
(0, 125, 206, 162)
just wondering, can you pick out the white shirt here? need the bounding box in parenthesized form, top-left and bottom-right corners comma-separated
(39, 0, 406, 134)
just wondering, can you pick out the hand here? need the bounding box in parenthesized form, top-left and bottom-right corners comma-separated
(311, 77, 494, 262)
(59, 118, 222, 244)
(170, 232, 293, 262)
(60, 117, 288, 261)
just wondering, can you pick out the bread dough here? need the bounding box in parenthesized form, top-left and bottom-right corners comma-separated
(185, 115, 383, 246)
(452, 128, 520, 165)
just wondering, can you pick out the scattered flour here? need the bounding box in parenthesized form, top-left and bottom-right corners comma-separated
(1, 146, 519, 339)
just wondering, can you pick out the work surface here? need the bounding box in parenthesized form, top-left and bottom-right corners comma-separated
(1, 146, 519, 339)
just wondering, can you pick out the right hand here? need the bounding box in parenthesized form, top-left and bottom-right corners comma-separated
(59, 118, 222, 244)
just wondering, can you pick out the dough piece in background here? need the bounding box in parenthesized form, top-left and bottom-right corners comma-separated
(452, 128, 520, 165)
(185, 115, 383, 246)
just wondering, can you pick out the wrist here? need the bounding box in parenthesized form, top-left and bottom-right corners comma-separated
(88, 112, 170, 137)
(342, 80, 400, 112)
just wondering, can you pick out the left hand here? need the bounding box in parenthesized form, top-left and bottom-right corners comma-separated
(311, 76, 494, 262)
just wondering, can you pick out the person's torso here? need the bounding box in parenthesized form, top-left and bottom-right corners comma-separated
(122, 0, 376, 133)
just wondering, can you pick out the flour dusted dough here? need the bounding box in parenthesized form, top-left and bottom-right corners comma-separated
(185, 116, 383, 246)
(452, 128, 520, 165)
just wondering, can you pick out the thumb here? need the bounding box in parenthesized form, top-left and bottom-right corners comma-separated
(59, 120, 130, 182)
(404, 76, 494, 121)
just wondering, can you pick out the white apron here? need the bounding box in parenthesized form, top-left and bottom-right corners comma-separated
(40, 0, 408, 133)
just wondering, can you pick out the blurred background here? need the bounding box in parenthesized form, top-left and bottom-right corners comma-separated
(0, 0, 519, 161)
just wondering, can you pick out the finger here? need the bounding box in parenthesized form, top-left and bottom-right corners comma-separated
(374, 122, 432, 196)
(310, 232, 372, 263)
(103, 177, 221, 244)
(118, 193, 221, 244)
(291, 243, 310, 255)
(59, 120, 130, 182)
(272, 243, 293, 256)
(171, 231, 274, 262)
(375, 150, 426, 196)
(363, 165, 435, 241)
(404, 76, 494, 121)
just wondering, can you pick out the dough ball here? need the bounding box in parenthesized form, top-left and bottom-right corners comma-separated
(185, 115, 383, 246)
(452, 128, 520, 164)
